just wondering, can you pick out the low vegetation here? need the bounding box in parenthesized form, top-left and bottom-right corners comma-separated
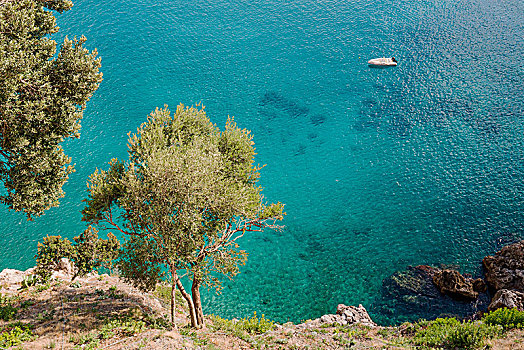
(210, 312, 275, 336)
(0, 322, 34, 348)
(1, 274, 524, 350)
(409, 317, 503, 349)
(483, 307, 524, 330)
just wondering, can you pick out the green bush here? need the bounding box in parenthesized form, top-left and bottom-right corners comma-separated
(483, 307, 524, 330)
(20, 274, 38, 289)
(0, 322, 34, 348)
(35, 235, 73, 282)
(0, 296, 17, 321)
(413, 317, 503, 349)
(239, 312, 275, 334)
(210, 312, 275, 335)
(35, 226, 120, 282)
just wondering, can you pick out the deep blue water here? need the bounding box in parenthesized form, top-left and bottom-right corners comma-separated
(1, 0, 523, 325)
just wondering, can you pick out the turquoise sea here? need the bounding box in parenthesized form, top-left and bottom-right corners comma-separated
(1, 0, 523, 325)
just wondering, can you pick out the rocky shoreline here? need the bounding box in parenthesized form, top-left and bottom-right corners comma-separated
(2, 240, 524, 325)
(0, 241, 522, 349)
(370, 240, 524, 326)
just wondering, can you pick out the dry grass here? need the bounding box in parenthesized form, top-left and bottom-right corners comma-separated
(0, 273, 522, 349)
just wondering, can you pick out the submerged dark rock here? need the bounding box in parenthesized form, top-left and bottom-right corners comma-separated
(310, 114, 326, 126)
(259, 91, 309, 118)
(370, 265, 490, 325)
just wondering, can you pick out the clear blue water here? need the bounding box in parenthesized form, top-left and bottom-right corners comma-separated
(1, 0, 523, 325)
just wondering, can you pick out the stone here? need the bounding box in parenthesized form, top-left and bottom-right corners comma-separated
(432, 269, 479, 300)
(320, 314, 339, 324)
(472, 278, 487, 293)
(336, 304, 377, 327)
(317, 304, 376, 327)
(0, 268, 32, 290)
(488, 289, 524, 311)
(372, 265, 491, 324)
(51, 258, 76, 281)
(387, 265, 442, 299)
(483, 240, 524, 292)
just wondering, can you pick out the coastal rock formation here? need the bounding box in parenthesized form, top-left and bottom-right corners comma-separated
(51, 257, 75, 281)
(317, 304, 376, 328)
(483, 240, 524, 292)
(488, 289, 524, 311)
(0, 267, 34, 290)
(371, 265, 490, 324)
(383, 265, 441, 300)
(432, 269, 485, 300)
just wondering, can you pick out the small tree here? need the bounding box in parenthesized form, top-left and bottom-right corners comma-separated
(82, 104, 284, 327)
(0, 0, 102, 218)
(35, 226, 120, 281)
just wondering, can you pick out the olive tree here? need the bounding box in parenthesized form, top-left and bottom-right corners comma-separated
(82, 105, 284, 327)
(0, 0, 102, 218)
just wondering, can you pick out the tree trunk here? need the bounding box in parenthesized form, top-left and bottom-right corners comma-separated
(174, 272, 198, 327)
(170, 275, 177, 327)
(191, 279, 205, 328)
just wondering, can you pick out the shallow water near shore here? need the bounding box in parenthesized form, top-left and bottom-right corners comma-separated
(1, 0, 523, 325)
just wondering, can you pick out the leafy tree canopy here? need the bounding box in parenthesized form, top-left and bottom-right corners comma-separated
(82, 104, 284, 327)
(0, 0, 102, 218)
(35, 226, 120, 281)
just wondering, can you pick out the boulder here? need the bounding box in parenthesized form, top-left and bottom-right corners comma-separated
(317, 304, 376, 327)
(336, 304, 376, 327)
(387, 265, 442, 299)
(0, 267, 34, 291)
(483, 240, 524, 292)
(371, 265, 491, 324)
(488, 289, 524, 311)
(472, 278, 487, 293)
(432, 269, 479, 300)
(51, 258, 76, 281)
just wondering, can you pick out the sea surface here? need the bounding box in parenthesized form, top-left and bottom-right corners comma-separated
(1, 0, 523, 325)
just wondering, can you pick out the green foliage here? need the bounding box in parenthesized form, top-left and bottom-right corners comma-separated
(117, 235, 164, 292)
(34, 235, 73, 281)
(179, 326, 210, 346)
(82, 104, 284, 326)
(20, 274, 38, 289)
(210, 312, 276, 335)
(154, 283, 184, 308)
(70, 226, 120, 279)
(35, 226, 120, 281)
(0, 296, 17, 321)
(71, 332, 99, 349)
(483, 307, 524, 330)
(0, 322, 34, 348)
(70, 312, 167, 348)
(0, 0, 102, 218)
(99, 316, 146, 338)
(239, 312, 276, 334)
(412, 317, 503, 349)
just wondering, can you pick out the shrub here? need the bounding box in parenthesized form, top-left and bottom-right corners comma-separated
(0, 296, 17, 321)
(35, 235, 73, 281)
(413, 317, 503, 349)
(210, 312, 275, 335)
(35, 226, 120, 282)
(483, 307, 524, 330)
(20, 275, 38, 289)
(239, 312, 275, 334)
(0, 322, 34, 348)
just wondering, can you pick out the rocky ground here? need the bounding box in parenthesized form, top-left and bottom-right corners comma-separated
(0, 241, 523, 349)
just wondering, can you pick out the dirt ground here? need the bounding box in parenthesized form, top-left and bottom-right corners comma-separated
(0, 272, 522, 349)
